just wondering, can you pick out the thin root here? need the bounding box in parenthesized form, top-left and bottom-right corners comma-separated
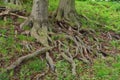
(61, 52, 76, 75)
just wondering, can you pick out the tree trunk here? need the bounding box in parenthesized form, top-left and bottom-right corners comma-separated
(56, 0, 80, 29)
(30, 0, 55, 72)
(4, 0, 22, 5)
(30, 0, 49, 47)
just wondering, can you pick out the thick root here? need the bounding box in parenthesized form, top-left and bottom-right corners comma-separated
(31, 26, 49, 47)
(55, 9, 81, 31)
(6, 47, 53, 71)
(20, 17, 32, 29)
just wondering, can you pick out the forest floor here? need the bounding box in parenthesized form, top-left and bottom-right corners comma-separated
(0, 0, 120, 80)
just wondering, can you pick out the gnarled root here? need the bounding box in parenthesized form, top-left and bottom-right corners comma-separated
(31, 25, 49, 47)
(61, 52, 76, 75)
(6, 47, 53, 71)
(46, 52, 55, 72)
(20, 17, 32, 29)
(5, 13, 108, 79)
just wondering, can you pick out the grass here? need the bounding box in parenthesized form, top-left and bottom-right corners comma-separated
(50, 56, 120, 80)
(75, 1, 120, 33)
(0, 0, 120, 80)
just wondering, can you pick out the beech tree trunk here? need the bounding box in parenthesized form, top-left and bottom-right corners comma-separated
(4, 0, 22, 5)
(56, 0, 80, 29)
(30, 0, 49, 47)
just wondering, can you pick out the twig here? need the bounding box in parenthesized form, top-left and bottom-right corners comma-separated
(10, 13, 27, 19)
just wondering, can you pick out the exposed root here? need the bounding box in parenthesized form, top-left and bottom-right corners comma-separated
(6, 47, 53, 71)
(58, 40, 77, 75)
(34, 72, 46, 80)
(20, 17, 33, 29)
(33, 66, 49, 80)
(3, 10, 109, 79)
(77, 57, 90, 64)
(8, 19, 106, 78)
(64, 35, 93, 63)
(31, 25, 49, 47)
(61, 52, 76, 75)
(46, 52, 55, 72)
(0, 9, 27, 19)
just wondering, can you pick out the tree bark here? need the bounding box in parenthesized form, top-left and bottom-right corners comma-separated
(30, 0, 49, 47)
(4, 0, 22, 5)
(56, 0, 81, 29)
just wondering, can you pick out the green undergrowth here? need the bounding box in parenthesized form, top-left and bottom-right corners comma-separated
(0, 26, 34, 55)
(1, 55, 120, 80)
(0, 0, 120, 80)
(75, 1, 120, 33)
(0, 57, 46, 80)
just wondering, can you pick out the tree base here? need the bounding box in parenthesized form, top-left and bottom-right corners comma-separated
(55, 11, 81, 31)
